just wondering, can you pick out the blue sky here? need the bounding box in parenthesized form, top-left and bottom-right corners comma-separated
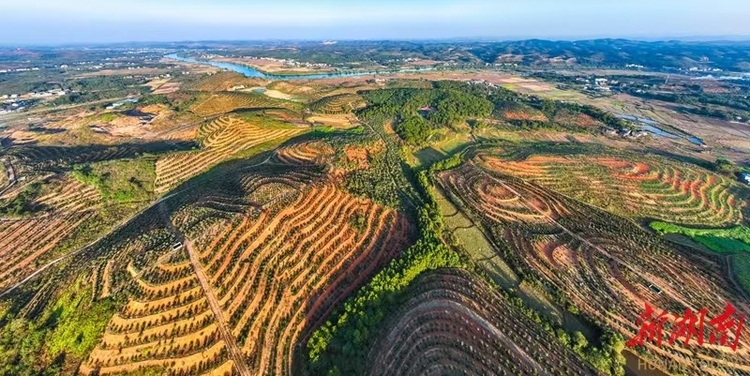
(2, 0, 749, 45)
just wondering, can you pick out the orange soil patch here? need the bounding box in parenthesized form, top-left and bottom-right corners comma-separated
(267, 82, 316, 95)
(306, 114, 358, 128)
(344, 140, 385, 169)
(633, 162, 650, 175)
(594, 158, 634, 170)
(153, 82, 182, 95)
(503, 111, 549, 122)
(383, 120, 396, 135)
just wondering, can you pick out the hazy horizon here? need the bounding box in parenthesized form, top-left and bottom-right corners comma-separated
(3, 0, 750, 45)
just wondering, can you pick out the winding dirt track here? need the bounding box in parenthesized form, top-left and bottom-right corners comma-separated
(185, 240, 251, 376)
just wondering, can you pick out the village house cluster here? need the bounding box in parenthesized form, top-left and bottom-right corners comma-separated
(0, 67, 40, 74)
(1, 88, 67, 114)
(246, 56, 331, 69)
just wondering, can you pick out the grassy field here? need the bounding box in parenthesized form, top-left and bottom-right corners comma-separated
(651, 221, 750, 295)
(72, 157, 156, 203)
(650, 222, 750, 254)
(433, 185, 518, 289)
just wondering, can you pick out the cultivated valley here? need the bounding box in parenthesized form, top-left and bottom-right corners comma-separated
(1, 38, 750, 376)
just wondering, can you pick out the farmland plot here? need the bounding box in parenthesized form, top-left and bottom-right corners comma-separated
(0, 176, 104, 291)
(81, 247, 232, 376)
(367, 268, 599, 376)
(79, 158, 412, 376)
(309, 94, 367, 115)
(0, 211, 96, 291)
(154, 116, 303, 193)
(439, 160, 750, 375)
(186, 181, 412, 375)
(274, 141, 335, 166)
(479, 149, 746, 226)
(191, 92, 300, 118)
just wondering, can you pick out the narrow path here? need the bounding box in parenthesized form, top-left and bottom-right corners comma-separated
(185, 240, 252, 376)
(157, 201, 252, 376)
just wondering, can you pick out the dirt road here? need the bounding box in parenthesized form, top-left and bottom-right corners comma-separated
(185, 240, 252, 376)
(157, 200, 252, 376)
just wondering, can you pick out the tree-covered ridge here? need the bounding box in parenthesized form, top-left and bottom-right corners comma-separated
(357, 83, 492, 144)
(191, 39, 750, 72)
(357, 81, 628, 145)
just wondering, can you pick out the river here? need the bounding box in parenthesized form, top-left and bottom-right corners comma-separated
(617, 114, 705, 146)
(165, 54, 433, 80)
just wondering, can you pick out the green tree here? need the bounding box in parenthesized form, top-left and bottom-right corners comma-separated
(713, 158, 736, 174)
(572, 331, 588, 354)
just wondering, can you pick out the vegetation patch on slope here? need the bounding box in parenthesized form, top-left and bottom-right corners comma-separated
(650, 222, 750, 254)
(72, 157, 156, 203)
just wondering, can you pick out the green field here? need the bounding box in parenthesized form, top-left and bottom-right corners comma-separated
(650, 222, 750, 254)
(651, 221, 750, 295)
(434, 185, 518, 288)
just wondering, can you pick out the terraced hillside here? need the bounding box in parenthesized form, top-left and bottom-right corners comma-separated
(81, 248, 231, 376)
(366, 268, 599, 376)
(191, 92, 300, 118)
(185, 182, 411, 375)
(154, 116, 303, 193)
(439, 158, 750, 375)
(309, 94, 367, 115)
(0, 175, 105, 292)
(481, 148, 747, 226)
(275, 140, 335, 166)
(73, 149, 413, 376)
